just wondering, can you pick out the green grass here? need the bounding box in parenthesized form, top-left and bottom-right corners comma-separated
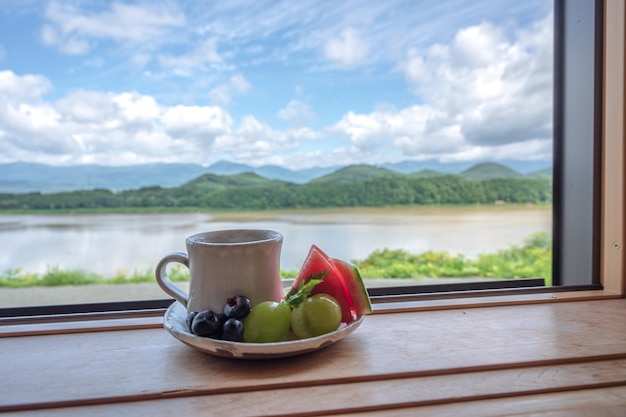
(0, 232, 552, 287)
(0, 265, 196, 288)
(353, 231, 552, 285)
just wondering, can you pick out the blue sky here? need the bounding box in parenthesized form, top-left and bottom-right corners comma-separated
(0, 0, 553, 170)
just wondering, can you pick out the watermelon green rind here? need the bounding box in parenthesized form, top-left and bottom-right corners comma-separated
(331, 258, 372, 317)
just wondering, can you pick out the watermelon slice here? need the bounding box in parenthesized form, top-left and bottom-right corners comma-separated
(290, 245, 356, 323)
(290, 245, 371, 323)
(331, 258, 372, 318)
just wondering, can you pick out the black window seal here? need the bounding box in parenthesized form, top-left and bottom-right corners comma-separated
(2, 279, 608, 321)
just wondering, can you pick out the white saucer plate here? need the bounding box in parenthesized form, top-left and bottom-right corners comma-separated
(163, 301, 364, 359)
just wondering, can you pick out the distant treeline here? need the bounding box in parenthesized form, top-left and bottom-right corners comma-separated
(0, 174, 552, 211)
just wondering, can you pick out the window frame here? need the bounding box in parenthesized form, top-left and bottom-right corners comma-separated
(0, 0, 624, 325)
(598, 0, 625, 297)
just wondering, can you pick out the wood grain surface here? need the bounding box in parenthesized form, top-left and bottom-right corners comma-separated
(2, 299, 626, 415)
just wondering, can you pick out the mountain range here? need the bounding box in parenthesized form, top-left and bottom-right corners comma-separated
(0, 160, 552, 194)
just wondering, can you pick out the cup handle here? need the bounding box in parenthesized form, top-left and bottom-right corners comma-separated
(155, 252, 189, 307)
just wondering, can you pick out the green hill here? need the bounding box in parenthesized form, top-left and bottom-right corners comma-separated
(526, 167, 552, 178)
(182, 172, 290, 192)
(309, 164, 402, 184)
(461, 163, 522, 180)
(409, 168, 445, 178)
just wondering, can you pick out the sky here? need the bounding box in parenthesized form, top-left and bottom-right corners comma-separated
(0, 0, 553, 170)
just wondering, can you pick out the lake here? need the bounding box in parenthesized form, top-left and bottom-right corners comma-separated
(0, 206, 551, 276)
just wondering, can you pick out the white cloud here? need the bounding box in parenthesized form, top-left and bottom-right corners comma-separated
(323, 28, 369, 67)
(436, 138, 553, 164)
(209, 74, 251, 107)
(56, 90, 119, 123)
(279, 146, 376, 170)
(229, 74, 251, 94)
(213, 116, 274, 159)
(159, 38, 223, 76)
(277, 100, 316, 126)
(162, 105, 231, 143)
(329, 14, 553, 163)
(332, 106, 465, 157)
(40, 24, 89, 55)
(450, 23, 505, 68)
(213, 116, 319, 164)
(0, 70, 324, 166)
(0, 71, 70, 154)
(398, 16, 553, 147)
(41, 1, 185, 54)
(3, 104, 64, 147)
(113, 92, 161, 124)
(0, 70, 52, 101)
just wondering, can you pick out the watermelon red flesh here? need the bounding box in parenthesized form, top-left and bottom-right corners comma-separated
(331, 258, 372, 318)
(292, 245, 357, 323)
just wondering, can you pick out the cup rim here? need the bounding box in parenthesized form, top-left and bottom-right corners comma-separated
(186, 229, 283, 246)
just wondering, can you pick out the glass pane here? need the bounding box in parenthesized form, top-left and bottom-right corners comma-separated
(0, 0, 553, 309)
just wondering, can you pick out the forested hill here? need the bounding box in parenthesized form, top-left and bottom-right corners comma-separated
(0, 163, 552, 211)
(310, 165, 404, 184)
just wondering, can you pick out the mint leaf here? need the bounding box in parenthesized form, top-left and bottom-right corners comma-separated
(285, 270, 328, 308)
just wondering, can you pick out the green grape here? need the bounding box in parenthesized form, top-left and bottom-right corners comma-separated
(291, 294, 342, 339)
(243, 300, 291, 343)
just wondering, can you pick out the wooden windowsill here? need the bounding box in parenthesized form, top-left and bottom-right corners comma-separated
(2, 297, 625, 415)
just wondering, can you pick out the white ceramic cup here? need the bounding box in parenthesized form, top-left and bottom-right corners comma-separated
(155, 229, 284, 313)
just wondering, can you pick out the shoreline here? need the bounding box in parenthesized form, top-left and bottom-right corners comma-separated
(0, 203, 552, 217)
